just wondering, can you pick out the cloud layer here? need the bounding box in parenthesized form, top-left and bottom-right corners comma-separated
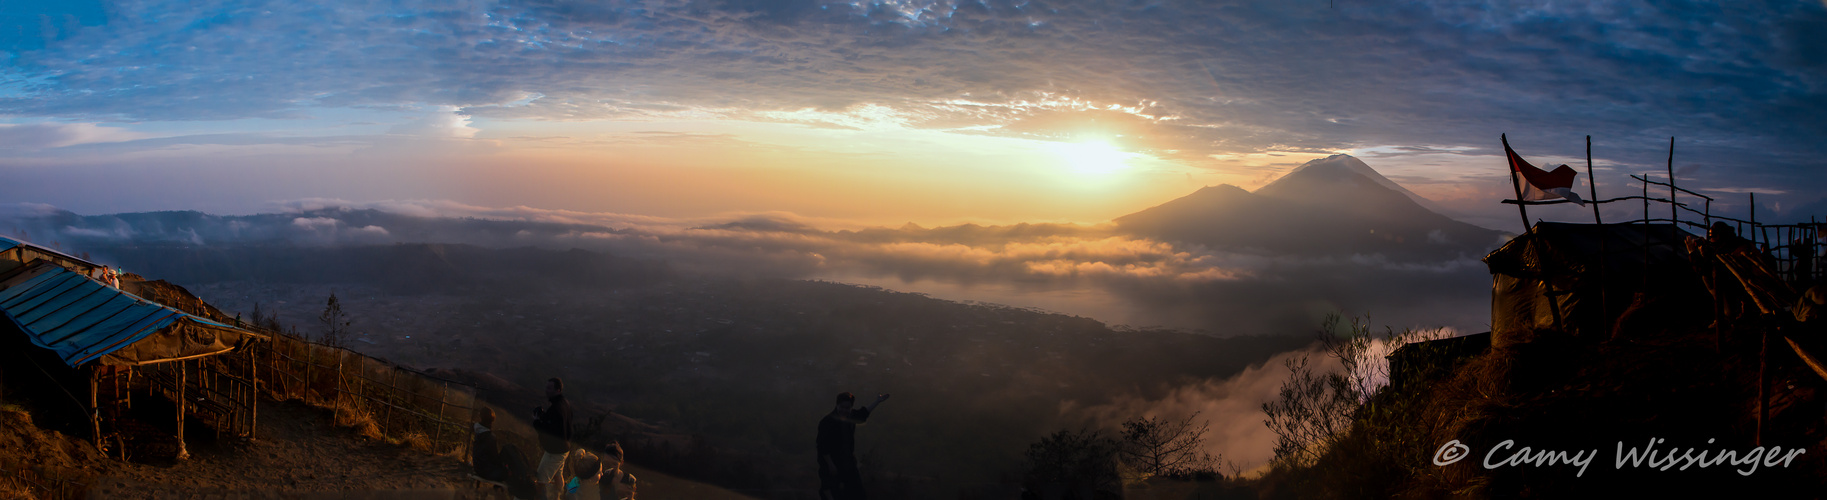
(1, 199, 1494, 335)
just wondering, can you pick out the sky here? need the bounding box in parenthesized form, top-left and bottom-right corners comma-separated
(3, 0, 1825, 230)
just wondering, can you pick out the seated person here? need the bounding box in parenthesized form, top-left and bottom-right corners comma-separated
(474, 407, 540, 499)
(600, 442, 637, 500)
(564, 443, 637, 499)
(566, 451, 604, 500)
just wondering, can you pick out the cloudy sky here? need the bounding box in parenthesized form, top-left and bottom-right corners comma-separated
(3, 0, 1825, 228)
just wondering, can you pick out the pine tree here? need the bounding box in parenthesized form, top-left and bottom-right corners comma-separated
(318, 292, 352, 348)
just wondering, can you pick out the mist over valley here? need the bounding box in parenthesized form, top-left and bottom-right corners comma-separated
(0, 155, 1504, 496)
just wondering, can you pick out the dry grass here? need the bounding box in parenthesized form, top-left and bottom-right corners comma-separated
(0, 478, 38, 500)
(330, 395, 386, 442)
(396, 430, 433, 452)
(0, 403, 29, 423)
(325, 394, 453, 454)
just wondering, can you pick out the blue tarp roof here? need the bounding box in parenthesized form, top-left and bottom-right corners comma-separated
(0, 263, 249, 367)
(0, 235, 103, 270)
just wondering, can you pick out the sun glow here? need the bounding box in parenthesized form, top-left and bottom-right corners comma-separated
(1049, 139, 1135, 176)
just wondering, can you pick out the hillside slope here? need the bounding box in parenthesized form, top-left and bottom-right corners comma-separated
(0, 398, 469, 498)
(1258, 323, 1827, 497)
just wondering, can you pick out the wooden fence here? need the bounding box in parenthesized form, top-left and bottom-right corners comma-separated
(137, 351, 260, 442)
(257, 330, 477, 458)
(1508, 169, 1824, 289)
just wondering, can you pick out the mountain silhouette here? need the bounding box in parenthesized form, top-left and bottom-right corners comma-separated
(1114, 154, 1503, 259)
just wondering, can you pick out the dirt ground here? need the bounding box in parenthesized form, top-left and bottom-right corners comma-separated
(3, 395, 756, 500)
(86, 398, 469, 499)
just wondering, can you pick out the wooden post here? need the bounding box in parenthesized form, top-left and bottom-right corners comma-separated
(89, 368, 101, 453)
(122, 368, 131, 459)
(250, 346, 258, 441)
(176, 361, 188, 460)
(1753, 225, 1768, 257)
(304, 343, 315, 403)
(434, 381, 449, 452)
(1586, 136, 1601, 225)
(1587, 135, 1608, 333)
(1666, 137, 1677, 225)
(1758, 328, 1768, 447)
(1642, 178, 1651, 289)
(336, 348, 345, 405)
(462, 389, 475, 466)
(384, 368, 398, 439)
(1749, 193, 1768, 447)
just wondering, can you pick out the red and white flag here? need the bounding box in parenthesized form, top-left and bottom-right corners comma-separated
(1502, 135, 1585, 205)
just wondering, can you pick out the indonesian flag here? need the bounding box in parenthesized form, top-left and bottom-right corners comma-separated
(1502, 134, 1585, 206)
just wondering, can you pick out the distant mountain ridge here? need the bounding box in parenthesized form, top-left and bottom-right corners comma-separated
(1114, 154, 1504, 260)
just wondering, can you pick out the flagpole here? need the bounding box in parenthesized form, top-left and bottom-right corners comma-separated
(1502, 134, 1532, 232)
(1589, 135, 1607, 338)
(1587, 136, 1601, 225)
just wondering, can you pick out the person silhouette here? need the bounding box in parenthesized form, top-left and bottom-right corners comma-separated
(817, 392, 889, 500)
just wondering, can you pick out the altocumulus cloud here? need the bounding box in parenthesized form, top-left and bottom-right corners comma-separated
(3, 0, 1824, 199)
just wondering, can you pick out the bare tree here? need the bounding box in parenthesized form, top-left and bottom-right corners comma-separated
(318, 292, 352, 348)
(1118, 413, 1221, 479)
(1024, 428, 1122, 498)
(1262, 314, 1451, 469)
(1262, 354, 1358, 469)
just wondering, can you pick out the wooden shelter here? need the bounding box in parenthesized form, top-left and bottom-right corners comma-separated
(1482, 222, 1705, 346)
(0, 236, 264, 459)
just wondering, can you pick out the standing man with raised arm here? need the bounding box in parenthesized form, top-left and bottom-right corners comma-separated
(817, 391, 889, 500)
(533, 377, 575, 500)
